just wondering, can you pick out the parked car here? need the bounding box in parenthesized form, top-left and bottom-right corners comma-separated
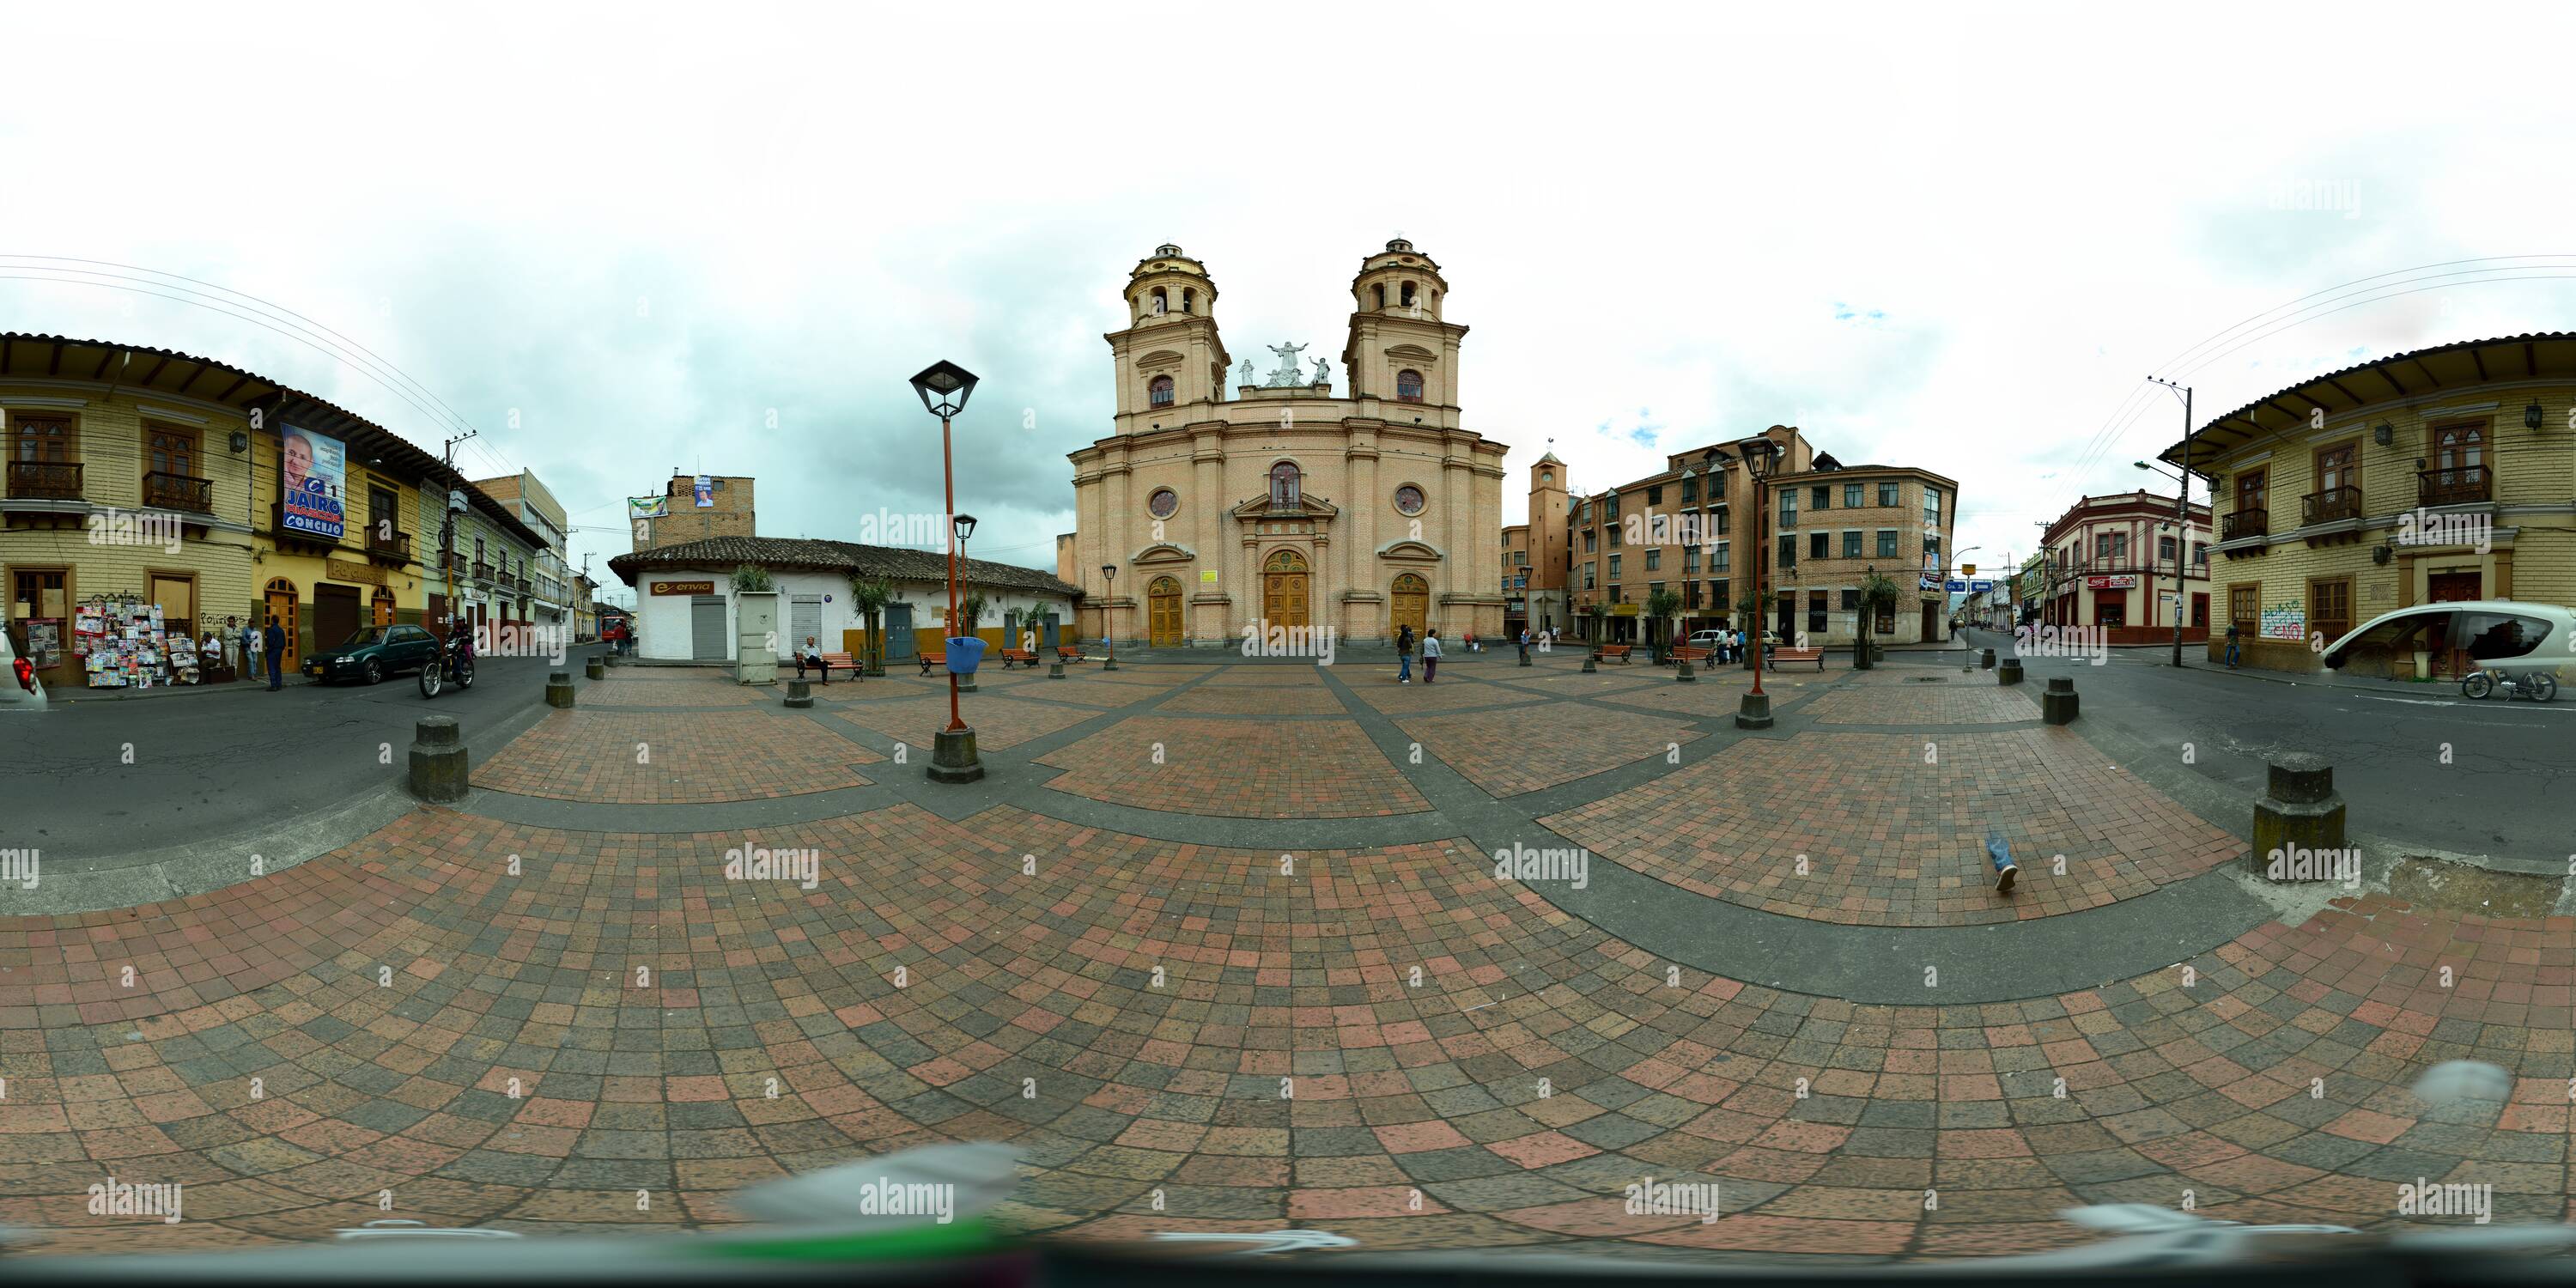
(2319, 600, 2576, 680)
(304, 623, 443, 685)
(0, 620, 47, 710)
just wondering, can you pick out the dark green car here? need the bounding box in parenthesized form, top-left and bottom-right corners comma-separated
(304, 623, 442, 685)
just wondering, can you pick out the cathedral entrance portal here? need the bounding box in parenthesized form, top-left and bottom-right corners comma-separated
(1261, 549, 1309, 631)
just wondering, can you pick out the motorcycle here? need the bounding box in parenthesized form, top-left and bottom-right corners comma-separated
(419, 623, 477, 698)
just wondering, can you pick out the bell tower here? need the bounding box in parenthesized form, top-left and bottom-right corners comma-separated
(1342, 238, 1467, 427)
(1107, 243, 1230, 433)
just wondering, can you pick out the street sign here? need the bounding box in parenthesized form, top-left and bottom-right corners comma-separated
(1962, 563, 1976, 577)
(1945, 579, 1968, 592)
(1970, 579, 1994, 592)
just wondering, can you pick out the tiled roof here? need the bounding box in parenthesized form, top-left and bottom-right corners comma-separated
(607, 535, 1083, 597)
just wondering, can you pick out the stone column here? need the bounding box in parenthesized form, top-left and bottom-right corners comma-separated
(1349, 434, 1380, 641)
(1194, 433, 1224, 644)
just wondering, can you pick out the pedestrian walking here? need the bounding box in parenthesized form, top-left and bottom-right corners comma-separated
(1395, 623, 1414, 683)
(242, 617, 264, 683)
(1517, 627, 1530, 663)
(2223, 620, 2241, 669)
(262, 616, 286, 690)
(1422, 629, 1443, 683)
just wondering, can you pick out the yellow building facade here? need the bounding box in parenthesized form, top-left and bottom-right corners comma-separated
(2161, 333, 2576, 674)
(1063, 241, 1510, 648)
(2, 334, 546, 688)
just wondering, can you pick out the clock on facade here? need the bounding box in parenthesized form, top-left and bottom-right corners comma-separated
(1147, 488, 1179, 519)
(1393, 484, 1425, 516)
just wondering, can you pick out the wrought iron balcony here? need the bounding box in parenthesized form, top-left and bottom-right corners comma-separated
(2221, 507, 2269, 542)
(2300, 486, 2362, 526)
(7, 460, 82, 499)
(472, 561, 495, 582)
(368, 529, 412, 562)
(143, 471, 213, 513)
(2417, 465, 2491, 507)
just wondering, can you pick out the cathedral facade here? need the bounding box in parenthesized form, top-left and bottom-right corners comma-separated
(1064, 240, 1508, 648)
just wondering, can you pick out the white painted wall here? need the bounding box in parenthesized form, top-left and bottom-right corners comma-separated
(630, 566, 1074, 660)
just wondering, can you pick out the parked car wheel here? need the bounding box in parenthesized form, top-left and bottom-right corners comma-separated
(362, 659, 383, 685)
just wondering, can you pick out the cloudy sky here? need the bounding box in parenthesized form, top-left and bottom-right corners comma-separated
(7, 2, 2575, 601)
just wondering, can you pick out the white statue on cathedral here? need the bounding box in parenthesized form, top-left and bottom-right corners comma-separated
(1265, 342, 1308, 387)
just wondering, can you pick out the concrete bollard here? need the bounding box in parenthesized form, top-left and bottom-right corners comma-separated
(1979, 647, 1996, 671)
(2251, 754, 2348, 880)
(1518, 651, 1531, 667)
(1735, 690, 1773, 730)
(586, 655, 605, 681)
(958, 673, 978, 693)
(1997, 658, 2024, 686)
(407, 715, 469, 803)
(2040, 675, 2078, 724)
(784, 677, 813, 709)
(546, 671, 575, 708)
(1582, 653, 1597, 674)
(1676, 659, 1696, 683)
(1102, 653, 1120, 671)
(1048, 659, 1065, 679)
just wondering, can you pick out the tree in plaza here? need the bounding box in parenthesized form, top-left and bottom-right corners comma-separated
(957, 592, 988, 638)
(1643, 586, 1683, 662)
(848, 575, 896, 676)
(1855, 568, 1901, 671)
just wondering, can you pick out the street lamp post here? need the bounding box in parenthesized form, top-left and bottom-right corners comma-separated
(1098, 564, 1119, 671)
(910, 360, 982, 785)
(1735, 434, 1780, 730)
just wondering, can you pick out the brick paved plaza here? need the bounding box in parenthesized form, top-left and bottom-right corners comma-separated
(3, 650, 2569, 1261)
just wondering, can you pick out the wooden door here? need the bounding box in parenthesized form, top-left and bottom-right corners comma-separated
(1261, 550, 1309, 629)
(1147, 577, 1183, 647)
(314, 584, 361, 654)
(1388, 573, 1428, 641)
(264, 579, 300, 671)
(2427, 572, 2482, 603)
(373, 588, 396, 629)
(149, 574, 194, 640)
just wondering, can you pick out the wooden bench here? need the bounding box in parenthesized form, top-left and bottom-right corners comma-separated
(1769, 646, 1826, 671)
(1594, 644, 1634, 664)
(997, 648, 1042, 669)
(1054, 645, 1087, 664)
(916, 653, 946, 676)
(1669, 646, 1711, 665)
(793, 652, 852, 683)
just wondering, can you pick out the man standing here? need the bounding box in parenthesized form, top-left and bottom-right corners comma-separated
(221, 615, 242, 678)
(241, 617, 263, 683)
(262, 616, 286, 691)
(1395, 623, 1414, 684)
(2223, 619, 2242, 670)
(1517, 626, 1530, 664)
(1421, 629, 1442, 683)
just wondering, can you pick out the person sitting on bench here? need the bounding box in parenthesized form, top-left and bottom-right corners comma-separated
(794, 635, 830, 684)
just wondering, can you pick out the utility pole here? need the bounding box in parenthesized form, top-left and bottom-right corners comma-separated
(437, 430, 478, 640)
(2147, 376, 2191, 668)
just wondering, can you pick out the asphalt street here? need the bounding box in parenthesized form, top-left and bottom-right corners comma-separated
(2, 646, 606, 869)
(1952, 627, 2575, 869)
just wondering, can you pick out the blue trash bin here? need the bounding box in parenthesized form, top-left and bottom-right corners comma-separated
(945, 636, 987, 675)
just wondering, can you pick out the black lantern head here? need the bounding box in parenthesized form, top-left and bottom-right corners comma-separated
(2525, 401, 2544, 430)
(1735, 434, 1782, 481)
(953, 513, 978, 544)
(910, 360, 979, 418)
(1100, 564, 1116, 585)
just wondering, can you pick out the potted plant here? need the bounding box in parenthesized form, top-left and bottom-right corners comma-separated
(1643, 587, 1682, 664)
(1856, 570, 1900, 670)
(848, 575, 895, 676)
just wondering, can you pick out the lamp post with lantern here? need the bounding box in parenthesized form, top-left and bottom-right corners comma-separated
(1099, 564, 1119, 671)
(909, 360, 982, 784)
(1735, 434, 1781, 730)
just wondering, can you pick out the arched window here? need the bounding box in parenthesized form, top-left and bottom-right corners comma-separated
(1148, 375, 1175, 408)
(1372, 283, 1386, 310)
(1150, 287, 1168, 314)
(1181, 288, 1195, 313)
(1269, 462, 1301, 509)
(1396, 369, 1424, 403)
(1400, 282, 1417, 307)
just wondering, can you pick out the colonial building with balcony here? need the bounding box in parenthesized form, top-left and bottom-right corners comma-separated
(2160, 332, 2576, 674)
(1, 333, 550, 687)
(2033, 490, 2212, 644)
(1559, 427, 1815, 647)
